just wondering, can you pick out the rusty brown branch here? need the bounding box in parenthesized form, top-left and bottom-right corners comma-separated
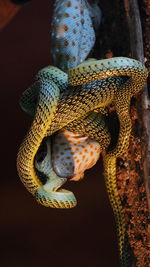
(95, 0, 150, 265)
(114, 0, 150, 265)
(124, 0, 150, 213)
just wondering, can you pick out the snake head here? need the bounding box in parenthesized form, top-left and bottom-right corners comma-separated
(35, 137, 77, 209)
(35, 188, 77, 209)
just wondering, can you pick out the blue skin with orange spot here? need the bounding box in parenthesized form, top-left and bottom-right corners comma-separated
(51, 0, 100, 72)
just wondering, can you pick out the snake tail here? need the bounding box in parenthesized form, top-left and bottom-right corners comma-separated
(104, 156, 129, 267)
(103, 86, 133, 267)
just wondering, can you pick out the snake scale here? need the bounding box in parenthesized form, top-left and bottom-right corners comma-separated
(17, 0, 148, 266)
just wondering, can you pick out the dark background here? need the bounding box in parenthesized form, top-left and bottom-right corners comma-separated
(0, 1, 119, 266)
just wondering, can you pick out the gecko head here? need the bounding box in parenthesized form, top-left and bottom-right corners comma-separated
(34, 129, 101, 208)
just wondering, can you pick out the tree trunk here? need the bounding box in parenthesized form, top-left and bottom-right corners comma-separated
(95, 0, 150, 265)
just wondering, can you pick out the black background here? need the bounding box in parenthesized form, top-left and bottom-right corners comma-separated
(0, 1, 119, 266)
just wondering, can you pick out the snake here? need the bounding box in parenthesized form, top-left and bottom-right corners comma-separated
(16, 0, 148, 265)
(17, 56, 148, 266)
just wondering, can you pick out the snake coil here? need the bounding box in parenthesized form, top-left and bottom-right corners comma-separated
(17, 27, 148, 267)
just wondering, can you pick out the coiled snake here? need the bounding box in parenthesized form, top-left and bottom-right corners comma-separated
(16, 1, 148, 266)
(17, 56, 148, 266)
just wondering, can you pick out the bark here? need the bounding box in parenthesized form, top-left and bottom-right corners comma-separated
(116, 0, 150, 265)
(95, 0, 150, 265)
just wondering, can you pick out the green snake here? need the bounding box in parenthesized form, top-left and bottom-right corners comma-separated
(17, 57, 148, 266)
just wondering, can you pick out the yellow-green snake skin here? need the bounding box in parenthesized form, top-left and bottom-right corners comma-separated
(17, 57, 148, 266)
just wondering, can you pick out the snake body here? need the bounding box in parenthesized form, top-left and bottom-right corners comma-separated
(17, 57, 148, 266)
(17, 58, 147, 206)
(17, 1, 148, 265)
(68, 58, 148, 265)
